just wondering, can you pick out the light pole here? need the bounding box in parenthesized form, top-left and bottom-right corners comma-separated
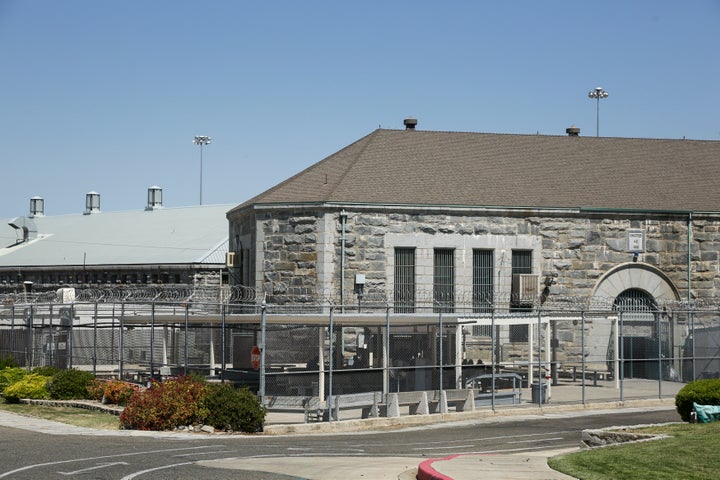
(588, 87, 609, 137)
(193, 135, 211, 205)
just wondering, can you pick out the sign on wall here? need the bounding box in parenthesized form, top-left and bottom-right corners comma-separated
(628, 230, 645, 252)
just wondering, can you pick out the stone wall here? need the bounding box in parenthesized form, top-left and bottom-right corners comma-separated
(231, 207, 720, 306)
(229, 207, 720, 371)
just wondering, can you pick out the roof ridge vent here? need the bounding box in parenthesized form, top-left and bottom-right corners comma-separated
(566, 126, 581, 136)
(146, 185, 163, 211)
(84, 191, 101, 215)
(403, 117, 417, 130)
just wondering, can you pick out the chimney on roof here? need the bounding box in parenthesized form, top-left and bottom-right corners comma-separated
(84, 191, 101, 215)
(146, 185, 163, 211)
(566, 126, 581, 137)
(29, 196, 44, 217)
(403, 117, 417, 130)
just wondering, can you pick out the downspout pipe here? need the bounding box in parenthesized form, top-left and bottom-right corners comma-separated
(340, 210, 347, 312)
(687, 212, 692, 303)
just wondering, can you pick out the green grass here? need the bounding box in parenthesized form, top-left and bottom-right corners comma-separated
(0, 402, 120, 430)
(548, 422, 720, 480)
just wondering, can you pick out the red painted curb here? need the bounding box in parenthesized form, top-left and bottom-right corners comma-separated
(416, 455, 459, 480)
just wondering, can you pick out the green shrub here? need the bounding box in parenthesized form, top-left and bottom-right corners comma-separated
(676, 378, 720, 421)
(33, 366, 61, 377)
(88, 378, 140, 405)
(203, 383, 266, 433)
(3, 373, 51, 403)
(120, 375, 207, 431)
(0, 354, 18, 369)
(47, 369, 95, 400)
(0, 367, 27, 393)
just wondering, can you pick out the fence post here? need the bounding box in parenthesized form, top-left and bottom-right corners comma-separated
(581, 309, 586, 405)
(221, 303, 226, 383)
(619, 310, 625, 402)
(384, 305, 390, 397)
(49, 304, 54, 369)
(657, 310, 663, 398)
(68, 304, 74, 370)
(259, 301, 267, 404)
(150, 302, 155, 382)
(26, 306, 33, 370)
(328, 306, 334, 421)
(536, 309, 543, 405)
(491, 306, 496, 411)
(439, 310, 443, 404)
(93, 301, 98, 376)
(690, 307, 695, 381)
(183, 302, 189, 376)
(119, 302, 125, 379)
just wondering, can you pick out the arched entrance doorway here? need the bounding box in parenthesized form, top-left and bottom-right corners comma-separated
(592, 264, 680, 380)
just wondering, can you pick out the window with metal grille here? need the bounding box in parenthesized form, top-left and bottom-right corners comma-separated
(613, 288, 657, 312)
(394, 248, 415, 313)
(434, 248, 455, 313)
(473, 249, 494, 314)
(510, 250, 532, 341)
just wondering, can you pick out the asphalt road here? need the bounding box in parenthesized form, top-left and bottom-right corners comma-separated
(0, 408, 680, 480)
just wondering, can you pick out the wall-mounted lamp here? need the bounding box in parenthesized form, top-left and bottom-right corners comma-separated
(632, 252, 639, 262)
(541, 275, 556, 305)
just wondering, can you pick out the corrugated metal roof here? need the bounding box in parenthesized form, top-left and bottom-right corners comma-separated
(230, 128, 720, 214)
(0, 204, 233, 267)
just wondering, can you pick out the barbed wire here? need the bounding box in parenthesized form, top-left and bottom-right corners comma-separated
(2, 282, 719, 313)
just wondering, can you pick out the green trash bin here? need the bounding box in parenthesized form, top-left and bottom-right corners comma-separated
(531, 382, 547, 404)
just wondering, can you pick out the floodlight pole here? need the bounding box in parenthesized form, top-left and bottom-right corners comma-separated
(193, 135, 211, 205)
(588, 87, 609, 137)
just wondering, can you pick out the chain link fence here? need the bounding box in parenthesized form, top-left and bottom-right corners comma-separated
(1, 285, 718, 421)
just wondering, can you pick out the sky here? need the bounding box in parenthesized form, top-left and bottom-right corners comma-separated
(1, 1, 719, 219)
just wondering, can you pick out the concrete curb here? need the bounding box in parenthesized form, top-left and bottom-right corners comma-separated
(263, 398, 676, 435)
(416, 455, 458, 480)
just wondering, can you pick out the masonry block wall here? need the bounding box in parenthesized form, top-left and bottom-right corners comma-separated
(229, 207, 720, 369)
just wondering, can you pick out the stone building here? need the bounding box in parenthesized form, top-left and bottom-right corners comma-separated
(227, 119, 720, 379)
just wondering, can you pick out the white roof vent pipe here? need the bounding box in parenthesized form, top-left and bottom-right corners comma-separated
(84, 191, 101, 215)
(29, 196, 44, 217)
(146, 186, 163, 211)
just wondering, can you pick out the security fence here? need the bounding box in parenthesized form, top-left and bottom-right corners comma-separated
(1, 285, 718, 421)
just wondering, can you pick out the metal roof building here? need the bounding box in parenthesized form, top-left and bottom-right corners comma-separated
(0, 189, 233, 290)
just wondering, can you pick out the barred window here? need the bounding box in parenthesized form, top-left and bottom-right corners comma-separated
(394, 248, 415, 313)
(510, 250, 532, 342)
(434, 248, 455, 313)
(473, 249, 494, 313)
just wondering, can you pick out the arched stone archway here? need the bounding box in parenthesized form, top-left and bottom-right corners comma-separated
(589, 263, 680, 309)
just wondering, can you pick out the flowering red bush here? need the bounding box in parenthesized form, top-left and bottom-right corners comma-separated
(88, 379, 141, 406)
(119, 375, 208, 431)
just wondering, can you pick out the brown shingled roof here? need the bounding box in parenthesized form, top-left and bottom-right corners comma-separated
(231, 128, 720, 213)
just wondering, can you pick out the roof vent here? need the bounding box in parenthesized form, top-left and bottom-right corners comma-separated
(566, 126, 581, 136)
(29, 196, 44, 217)
(146, 185, 163, 211)
(8, 216, 37, 243)
(84, 191, 101, 215)
(403, 117, 417, 130)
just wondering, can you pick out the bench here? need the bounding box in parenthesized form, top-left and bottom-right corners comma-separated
(263, 395, 327, 423)
(558, 365, 613, 385)
(465, 373, 523, 405)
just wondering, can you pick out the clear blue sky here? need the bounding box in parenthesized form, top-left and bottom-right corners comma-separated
(1, 1, 718, 219)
